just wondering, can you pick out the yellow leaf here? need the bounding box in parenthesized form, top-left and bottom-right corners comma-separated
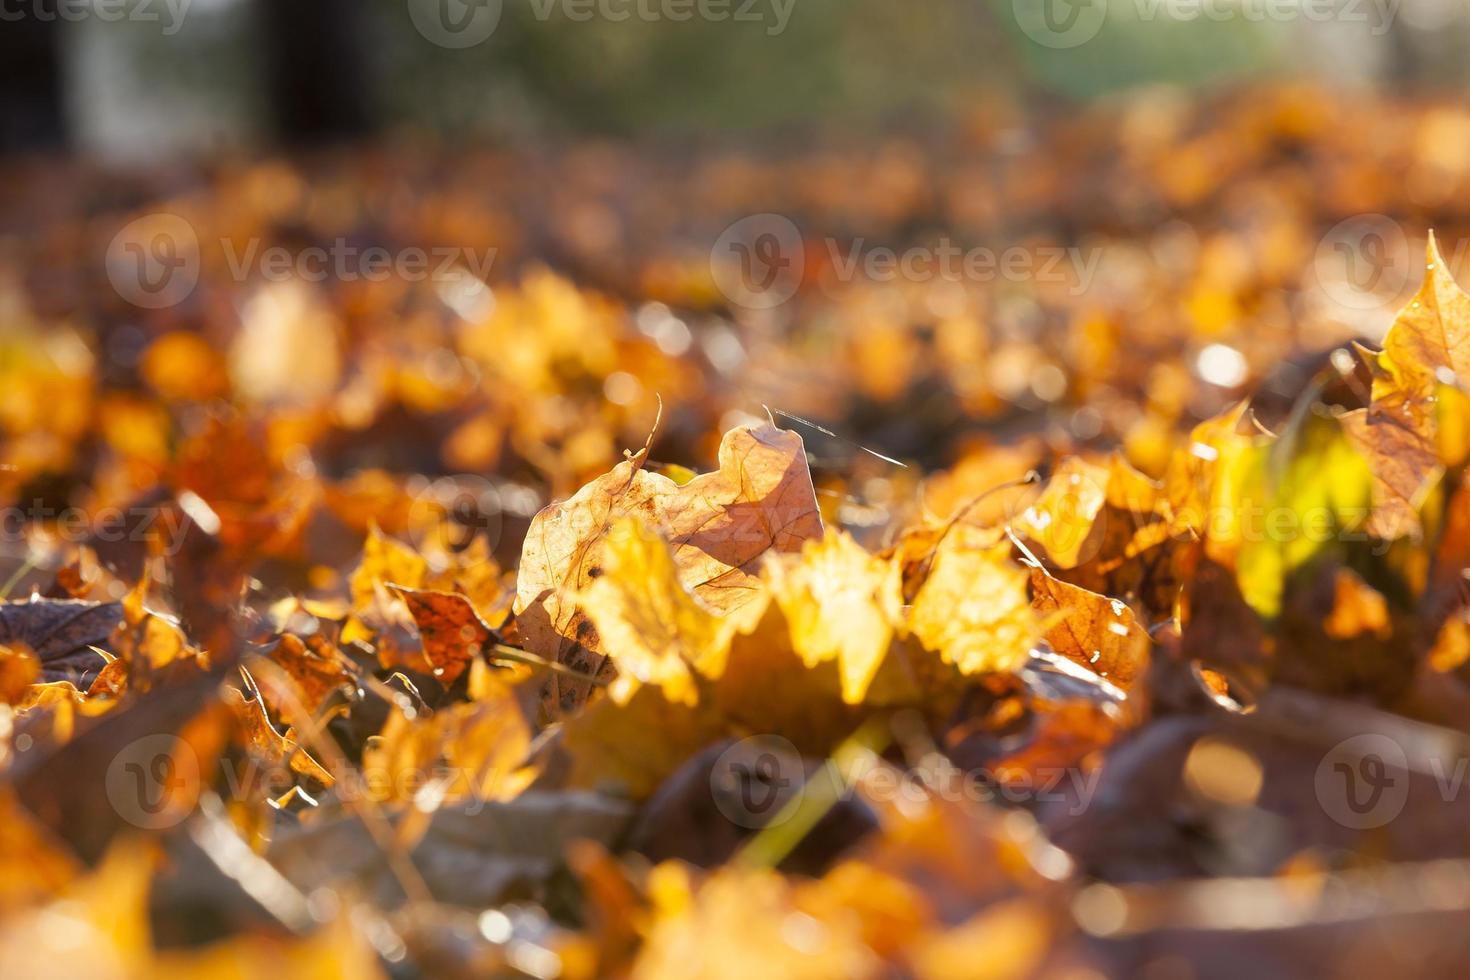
(767, 531, 901, 705)
(361, 663, 537, 808)
(1014, 457, 1107, 569)
(907, 528, 1035, 677)
(343, 523, 427, 647)
(1233, 401, 1373, 619)
(515, 423, 822, 716)
(578, 517, 736, 706)
(348, 523, 427, 613)
(631, 865, 878, 980)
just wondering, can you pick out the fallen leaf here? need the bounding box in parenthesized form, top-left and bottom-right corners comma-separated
(1346, 233, 1470, 539)
(0, 597, 121, 687)
(767, 530, 901, 704)
(577, 517, 737, 706)
(515, 423, 822, 716)
(907, 527, 1036, 678)
(1031, 570, 1151, 690)
(390, 585, 499, 687)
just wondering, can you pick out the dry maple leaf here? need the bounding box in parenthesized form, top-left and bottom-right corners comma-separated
(766, 529, 902, 705)
(390, 585, 499, 687)
(515, 422, 822, 716)
(577, 516, 738, 706)
(361, 661, 537, 808)
(1030, 569, 1151, 690)
(343, 522, 427, 645)
(1344, 233, 1470, 540)
(251, 633, 353, 727)
(226, 684, 334, 788)
(906, 527, 1036, 678)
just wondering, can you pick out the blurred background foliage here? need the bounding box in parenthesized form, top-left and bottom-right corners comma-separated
(16, 0, 1466, 162)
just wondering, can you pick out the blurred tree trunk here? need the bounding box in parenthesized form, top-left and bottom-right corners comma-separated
(0, 1, 67, 152)
(256, 0, 377, 145)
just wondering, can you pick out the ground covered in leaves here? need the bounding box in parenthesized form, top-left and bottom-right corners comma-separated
(8, 87, 1470, 978)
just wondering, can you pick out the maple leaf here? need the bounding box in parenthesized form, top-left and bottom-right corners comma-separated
(390, 585, 499, 687)
(343, 522, 427, 645)
(515, 422, 822, 716)
(226, 683, 334, 788)
(101, 579, 201, 694)
(577, 517, 739, 706)
(906, 527, 1036, 678)
(766, 530, 902, 705)
(251, 632, 353, 727)
(1345, 233, 1470, 540)
(361, 661, 537, 808)
(1030, 569, 1150, 690)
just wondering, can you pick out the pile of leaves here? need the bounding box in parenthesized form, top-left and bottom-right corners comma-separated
(8, 87, 1470, 977)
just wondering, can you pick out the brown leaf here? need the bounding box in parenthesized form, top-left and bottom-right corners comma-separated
(0, 597, 122, 687)
(390, 586, 498, 688)
(1030, 569, 1151, 691)
(514, 423, 822, 716)
(1348, 233, 1470, 539)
